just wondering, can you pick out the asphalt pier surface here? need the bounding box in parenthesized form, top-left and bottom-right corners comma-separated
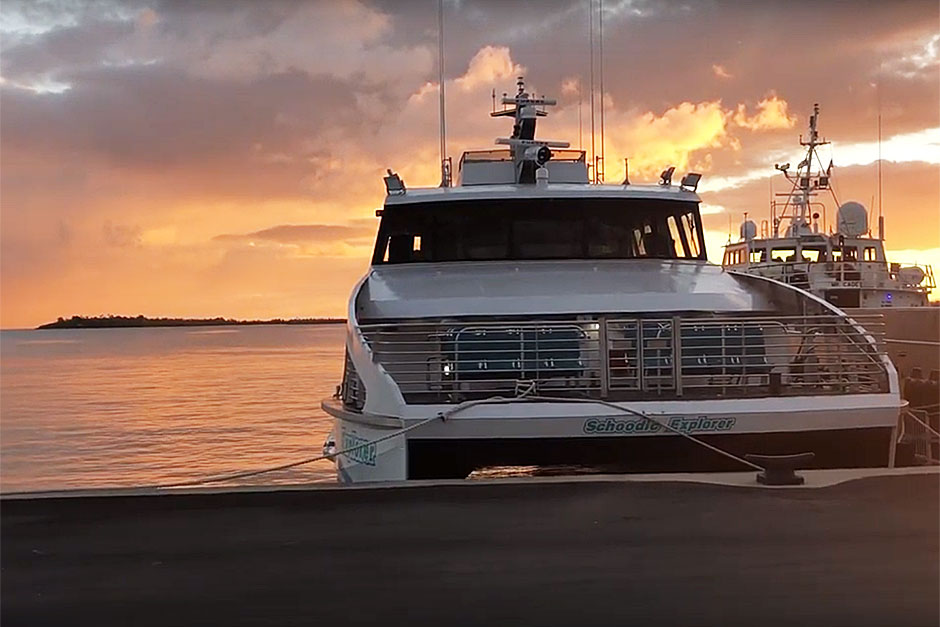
(2, 473, 938, 627)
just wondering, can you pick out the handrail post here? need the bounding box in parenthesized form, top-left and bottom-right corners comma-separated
(672, 316, 683, 396)
(598, 317, 609, 399)
(888, 409, 900, 468)
(637, 321, 645, 392)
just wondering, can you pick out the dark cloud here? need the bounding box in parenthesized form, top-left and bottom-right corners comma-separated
(375, 0, 938, 139)
(1, 65, 354, 167)
(0, 16, 133, 82)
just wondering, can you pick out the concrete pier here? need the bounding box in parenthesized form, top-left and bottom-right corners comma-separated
(2, 471, 938, 626)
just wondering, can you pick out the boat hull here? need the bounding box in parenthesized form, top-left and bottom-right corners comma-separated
(332, 417, 407, 484)
(324, 396, 899, 483)
(845, 306, 939, 379)
(407, 427, 895, 479)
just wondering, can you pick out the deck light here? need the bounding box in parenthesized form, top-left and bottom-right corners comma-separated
(384, 169, 406, 195)
(659, 166, 675, 186)
(680, 172, 702, 192)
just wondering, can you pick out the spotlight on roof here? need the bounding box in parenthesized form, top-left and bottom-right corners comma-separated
(659, 166, 676, 186)
(384, 169, 406, 195)
(679, 172, 702, 192)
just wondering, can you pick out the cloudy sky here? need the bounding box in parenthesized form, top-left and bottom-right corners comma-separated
(1, 0, 938, 327)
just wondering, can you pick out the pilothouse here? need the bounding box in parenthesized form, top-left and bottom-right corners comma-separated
(323, 78, 902, 484)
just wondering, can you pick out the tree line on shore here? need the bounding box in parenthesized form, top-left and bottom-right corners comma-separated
(37, 315, 345, 329)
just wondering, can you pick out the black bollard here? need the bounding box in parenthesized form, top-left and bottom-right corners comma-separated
(744, 452, 816, 486)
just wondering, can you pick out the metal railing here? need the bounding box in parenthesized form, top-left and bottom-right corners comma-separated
(357, 314, 889, 404)
(898, 408, 940, 466)
(738, 260, 934, 294)
(340, 350, 366, 410)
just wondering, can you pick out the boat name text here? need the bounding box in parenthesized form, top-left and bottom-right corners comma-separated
(341, 431, 377, 466)
(582, 416, 737, 435)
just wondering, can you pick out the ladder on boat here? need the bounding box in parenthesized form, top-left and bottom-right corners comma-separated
(893, 407, 940, 466)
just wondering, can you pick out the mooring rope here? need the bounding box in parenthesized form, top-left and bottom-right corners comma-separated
(150, 383, 762, 489)
(151, 387, 539, 489)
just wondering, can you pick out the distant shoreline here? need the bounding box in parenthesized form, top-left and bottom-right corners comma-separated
(35, 316, 346, 330)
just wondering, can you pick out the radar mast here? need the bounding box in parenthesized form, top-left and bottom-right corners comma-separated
(491, 77, 570, 184)
(772, 104, 839, 237)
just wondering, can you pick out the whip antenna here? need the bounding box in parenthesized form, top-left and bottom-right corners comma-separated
(598, 0, 605, 183)
(588, 0, 596, 183)
(438, 0, 450, 187)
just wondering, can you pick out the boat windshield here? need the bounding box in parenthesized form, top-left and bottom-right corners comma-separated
(373, 198, 706, 264)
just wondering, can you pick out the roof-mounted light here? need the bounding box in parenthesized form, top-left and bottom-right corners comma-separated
(680, 172, 702, 192)
(383, 169, 406, 195)
(659, 166, 676, 186)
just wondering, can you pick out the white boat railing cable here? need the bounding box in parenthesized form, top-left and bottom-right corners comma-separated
(148, 383, 764, 490)
(358, 313, 891, 403)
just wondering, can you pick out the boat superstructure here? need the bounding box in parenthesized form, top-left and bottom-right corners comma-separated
(721, 104, 934, 310)
(323, 80, 902, 483)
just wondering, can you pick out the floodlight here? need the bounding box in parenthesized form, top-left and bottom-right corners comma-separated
(384, 169, 406, 195)
(659, 166, 676, 186)
(679, 172, 702, 192)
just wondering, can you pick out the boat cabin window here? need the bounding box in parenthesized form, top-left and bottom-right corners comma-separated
(374, 198, 707, 264)
(801, 247, 826, 262)
(864, 246, 878, 261)
(771, 247, 797, 262)
(726, 248, 747, 265)
(750, 248, 765, 263)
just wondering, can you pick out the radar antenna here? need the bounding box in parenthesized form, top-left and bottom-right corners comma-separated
(492, 77, 570, 184)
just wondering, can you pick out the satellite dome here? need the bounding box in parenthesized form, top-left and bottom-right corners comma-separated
(739, 220, 757, 240)
(836, 201, 868, 237)
(898, 266, 926, 285)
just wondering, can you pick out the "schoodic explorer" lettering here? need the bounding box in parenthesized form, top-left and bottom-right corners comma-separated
(582, 416, 736, 435)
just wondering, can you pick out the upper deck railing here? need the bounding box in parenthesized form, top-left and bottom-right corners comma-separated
(729, 259, 935, 292)
(350, 313, 889, 406)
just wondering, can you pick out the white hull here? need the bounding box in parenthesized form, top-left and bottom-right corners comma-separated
(325, 394, 899, 483)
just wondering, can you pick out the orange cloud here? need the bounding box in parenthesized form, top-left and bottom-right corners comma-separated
(733, 95, 797, 131)
(609, 101, 729, 178)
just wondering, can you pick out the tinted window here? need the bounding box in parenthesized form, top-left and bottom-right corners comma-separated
(373, 198, 706, 264)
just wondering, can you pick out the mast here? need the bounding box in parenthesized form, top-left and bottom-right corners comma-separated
(877, 92, 883, 239)
(578, 78, 583, 151)
(773, 103, 836, 237)
(438, 0, 449, 187)
(491, 77, 569, 184)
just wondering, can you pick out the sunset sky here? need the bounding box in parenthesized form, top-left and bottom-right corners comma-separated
(1, 0, 938, 328)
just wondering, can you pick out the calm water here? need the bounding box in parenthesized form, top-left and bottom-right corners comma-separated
(0, 325, 344, 493)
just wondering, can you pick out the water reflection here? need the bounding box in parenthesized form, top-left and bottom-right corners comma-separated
(0, 325, 344, 492)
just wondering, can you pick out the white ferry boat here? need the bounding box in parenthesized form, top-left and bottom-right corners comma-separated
(322, 80, 901, 483)
(721, 104, 934, 310)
